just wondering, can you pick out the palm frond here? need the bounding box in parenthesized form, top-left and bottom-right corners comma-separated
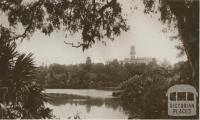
(12, 53, 36, 82)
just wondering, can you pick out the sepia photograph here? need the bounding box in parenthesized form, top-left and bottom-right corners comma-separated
(0, 0, 199, 119)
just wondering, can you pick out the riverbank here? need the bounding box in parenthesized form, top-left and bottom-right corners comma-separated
(44, 89, 115, 98)
(44, 87, 119, 90)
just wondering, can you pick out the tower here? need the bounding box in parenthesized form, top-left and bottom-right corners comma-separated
(130, 46, 135, 59)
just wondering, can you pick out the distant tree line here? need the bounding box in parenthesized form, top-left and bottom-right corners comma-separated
(37, 57, 156, 89)
(36, 57, 193, 90)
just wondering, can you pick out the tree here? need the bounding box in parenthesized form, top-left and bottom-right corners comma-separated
(0, 0, 128, 50)
(119, 66, 173, 118)
(0, 28, 52, 118)
(143, 0, 199, 82)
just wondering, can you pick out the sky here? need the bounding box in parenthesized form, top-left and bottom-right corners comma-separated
(15, 0, 186, 66)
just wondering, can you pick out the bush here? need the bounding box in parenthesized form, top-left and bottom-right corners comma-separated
(119, 67, 171, 118)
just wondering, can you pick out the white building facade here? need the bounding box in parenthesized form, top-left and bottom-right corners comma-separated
(123, 46, 155, 64)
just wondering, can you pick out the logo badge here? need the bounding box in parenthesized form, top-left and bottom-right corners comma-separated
(166, 84, 198, 116)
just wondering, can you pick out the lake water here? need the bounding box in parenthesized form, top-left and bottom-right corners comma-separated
(44, 89, 131, 119)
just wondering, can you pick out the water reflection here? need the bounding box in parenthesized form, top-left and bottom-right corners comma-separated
(45, 90, 131, 119)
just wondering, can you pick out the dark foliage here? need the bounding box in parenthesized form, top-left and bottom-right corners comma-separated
(119, 61, 198, 119)
(0, 0, 129, 50)
(0, 27, 52, 119)
(143, 0, 199, 82)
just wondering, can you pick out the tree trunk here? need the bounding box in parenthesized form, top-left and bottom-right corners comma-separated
(177, 17, 199, 85)
(168, 1, 199, 86)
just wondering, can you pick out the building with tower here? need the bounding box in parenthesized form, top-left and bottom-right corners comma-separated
(123, 46, 155, 64)
(130, 46, 136, 59)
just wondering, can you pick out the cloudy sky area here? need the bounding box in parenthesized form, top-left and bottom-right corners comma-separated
(15, 0, 186, 66)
